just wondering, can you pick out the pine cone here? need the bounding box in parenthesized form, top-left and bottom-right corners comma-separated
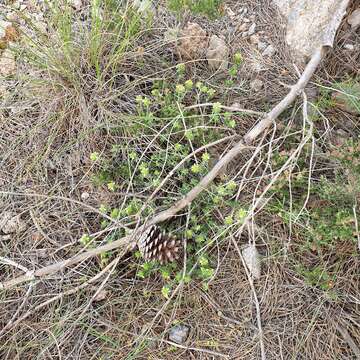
(138, 225, 181, 264)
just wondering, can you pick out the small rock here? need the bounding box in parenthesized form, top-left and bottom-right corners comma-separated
(81, 192, 90, 201)
(93, 289, 108, 302)
(169, 324, 190, 344)
(177, 22, 207, 61)
(0, 212, 27, 234)
(164, 27, 179, 44)
(262, 44, 275, 57)
(0, 21, 12, 40)
(257, 41, 268, 51)
(347, 8, 360, 29)
(34, 21, 47, 33)
(250, 78, 264, 92)
(206, 35, 229, 71)
(344, 43, 354, 50)
(242, 245, 261, 279)
(133, 0, 155, 16)
(70, 0, 83, 10)
(0, 49, 16, 76)
(247, 23, 256, 36)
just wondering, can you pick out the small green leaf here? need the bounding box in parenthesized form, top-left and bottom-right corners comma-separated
(107, 181, 116, 192)
(191, 164, 201, 174)
(184, 79, 193, 90)
(201, 152, 210, 162)
(199, 256, 208, 267)
(90, 152, 99, 161)
(161, 285, 171, 299)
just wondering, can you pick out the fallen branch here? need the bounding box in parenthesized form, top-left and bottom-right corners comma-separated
(0, 257, 120, 336)
(0, 46, 327, 291)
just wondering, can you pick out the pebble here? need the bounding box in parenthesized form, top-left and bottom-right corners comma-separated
(262, 44, 275, 57)
(257, 41, 268, 51)
(206, 35, 229, 71)
(250, 79, 264, 92)
(169, 325, 190, 344)
(347, 8, 360, 29)
(81, 192, 90, 201)
(344, 43, 354, 50)
(247, 23, 256, 36)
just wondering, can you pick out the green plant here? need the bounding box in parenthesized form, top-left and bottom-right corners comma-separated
(91, 64, 248, 289)
(296, 264, 335, 291)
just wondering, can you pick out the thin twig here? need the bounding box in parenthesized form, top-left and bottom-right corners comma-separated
(334, 322, 360, 358)
(185, 102, 264, 116)
(0, 282, 34, 337)
(0, 257, 119, 335)
(0, 256, 30, 274)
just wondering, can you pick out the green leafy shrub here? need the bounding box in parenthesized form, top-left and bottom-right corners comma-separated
(90, 64, 250, 292)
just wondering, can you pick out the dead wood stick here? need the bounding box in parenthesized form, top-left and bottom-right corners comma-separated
(0, 47, 326, 291)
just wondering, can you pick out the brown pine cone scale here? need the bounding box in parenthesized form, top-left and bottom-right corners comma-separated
(138, 225, 181, 264)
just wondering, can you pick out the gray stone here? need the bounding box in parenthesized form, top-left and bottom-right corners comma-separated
(206, 35, 229, 71)
(169, 325, 190, 344)
(273, 0, 349, 62)
(262, 44, 275, 57)
(348, 8, 360, 29)
(257, 41, 268, 51)
(247, 23, 256, 36)
(250, 79, 264, 92)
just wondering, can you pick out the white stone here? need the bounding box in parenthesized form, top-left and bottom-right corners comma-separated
(169, 325, 190, 344)
(262, 44, 275, 57)
(81, 192, 90, 201)
(258, 41, 268, 51)
(206, 35, 229, 71)
(348, 8, 360, 29)
(71, 0, 83, 11)
(344, 43, 354, 50)
(247, 23, 256, 36)
(250, 78, 264, 92)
